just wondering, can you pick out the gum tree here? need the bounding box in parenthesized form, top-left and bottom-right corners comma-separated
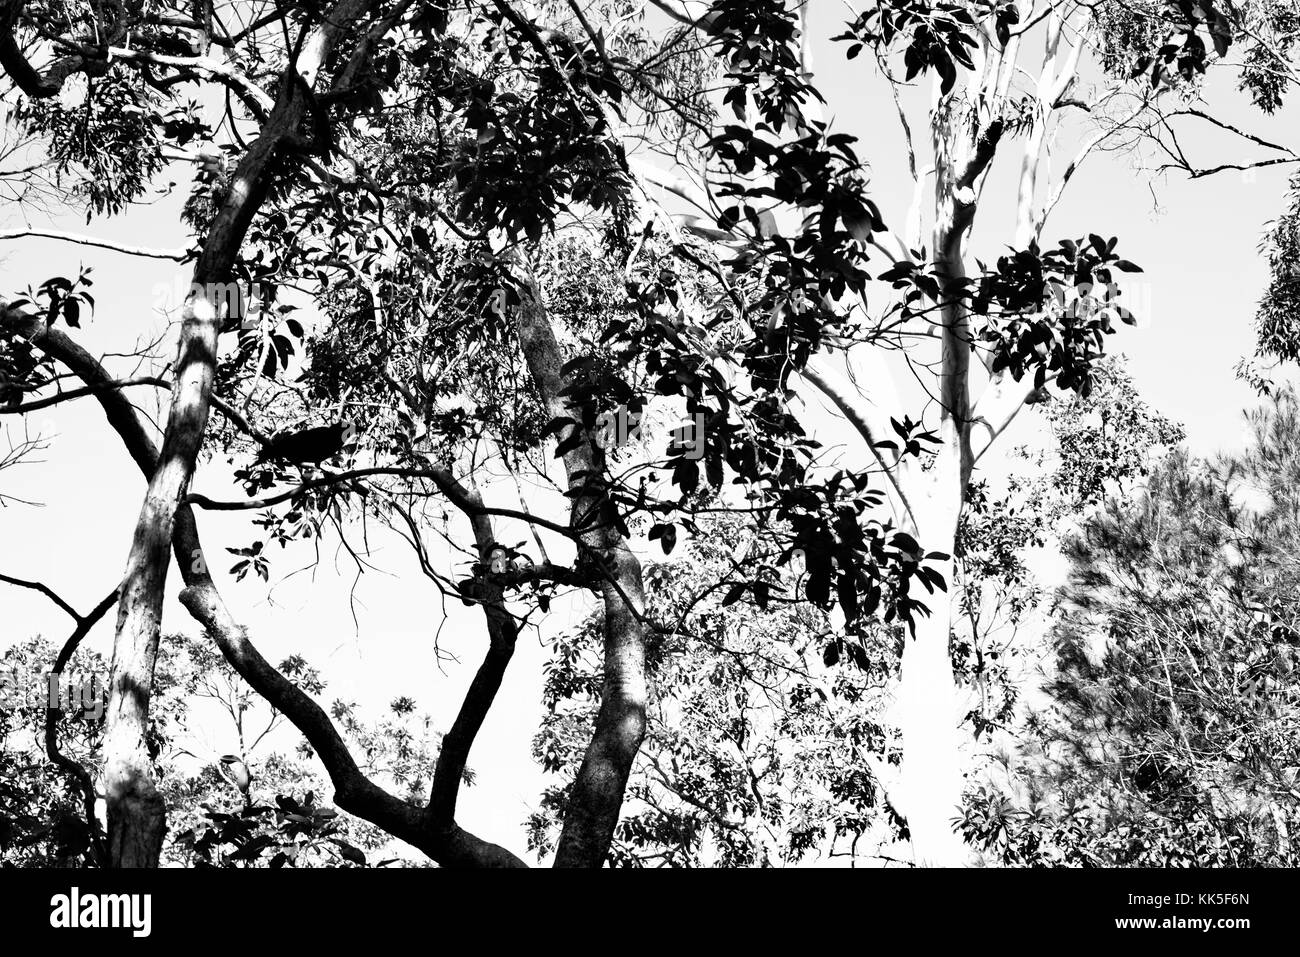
(630, 0, 1298, 864)
(3, 0, 1280, 869)
(0, 0, 934, 867)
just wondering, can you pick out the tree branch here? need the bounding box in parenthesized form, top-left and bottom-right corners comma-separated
(0, 571, 82, 621)
(3, 299, 526, 868)
(0, 229, 190, 260)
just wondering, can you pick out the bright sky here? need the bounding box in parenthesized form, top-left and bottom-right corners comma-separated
(2, 8, 1296, 863)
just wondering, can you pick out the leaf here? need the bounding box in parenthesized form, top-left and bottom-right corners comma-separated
(844, 208, 875, 243)
(330, 839, 367, 866)
(837, 572, 859, 623)
(891, 531, 921, 556)
(649, 522, 678, 554)
(260, 342, 278, 378)
(554, 429, 586, 458)
(226, 835, 273, 862)
(674, 459, 699, 494)
(276, 795, 302, 815)
(721, 583, 747, 606)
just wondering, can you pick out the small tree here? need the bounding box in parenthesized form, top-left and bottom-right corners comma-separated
(968, 389, 1300, 865)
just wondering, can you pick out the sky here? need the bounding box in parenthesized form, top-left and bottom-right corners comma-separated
(1, 7, 1297, 864)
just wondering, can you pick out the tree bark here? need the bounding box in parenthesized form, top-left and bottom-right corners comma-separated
(425, 484, 520, 836)
(90, 0, 379, 866)
(513, 272, 649, 868)
(102, 291, 220, 867)
(891, 108, 1005, 867)
(897, 493, 966, 866)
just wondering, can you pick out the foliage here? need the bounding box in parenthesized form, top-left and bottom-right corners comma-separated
(963, 389, 1300, 865)
(0, 633, 442, 867)
(175, 792, 380, 869)
(13, 67, 169, 218)
(1256, 174, 1300, 366)
(528, 513, 905, 866)
(3, 0, 1294, 869)
(0, 637, 104, 866)
(951, 358, 1185, 740)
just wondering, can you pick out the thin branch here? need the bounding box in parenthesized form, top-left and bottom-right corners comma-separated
(0, 572, 81, 620)
(45, 585, 120, 868)
(0, 229, 190, 260)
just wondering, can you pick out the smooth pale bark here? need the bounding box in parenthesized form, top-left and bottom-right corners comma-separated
(102, 293, 220, 867)
(893, 14, 1088, 865)
(887, 102, 1005, 867)
(891, 13, 1098, 865)
(514, 274, 649, 868)
(91, 0, 379, 867)
(897, 487, 966, 866)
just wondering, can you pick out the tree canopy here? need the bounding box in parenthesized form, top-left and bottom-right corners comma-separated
(1, 0, 1299, 869)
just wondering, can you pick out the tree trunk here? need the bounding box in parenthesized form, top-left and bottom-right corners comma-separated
(98, 0, 378, 866)
(552, 544, 649, 867)
(102, 292, 221, 867)
(892, 106, 1002, 867)
(513, 272, 649, 867)
(897, 487, 967, 866)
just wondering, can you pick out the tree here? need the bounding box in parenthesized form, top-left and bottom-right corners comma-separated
(523, 356, 1179, 866)
(0, 631, 448, 867)
(1, 0, 1282, 868)
(528, 513, 906, 866)
(0, 634, 106, 866)
(966, 388, 1300, 866)
(632, 0, 1266, 863)
(2, 0, 932, 867)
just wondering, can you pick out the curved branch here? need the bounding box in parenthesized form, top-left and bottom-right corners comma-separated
(187, 465, 579, 536)
(45, 586, 120, 868)
(0, 376, 169, 413)
(426, 481, 518, 832)
(800, 357, 918, 531)
(0, 571, 81, 620)
(105, 46, 274, 116)
(0, 229, 190, 261)
(177, 556, 525, 867)
(0, 0, 102, 98)
(969, 370, 1060, 470)
(2, 301, 527, 869)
